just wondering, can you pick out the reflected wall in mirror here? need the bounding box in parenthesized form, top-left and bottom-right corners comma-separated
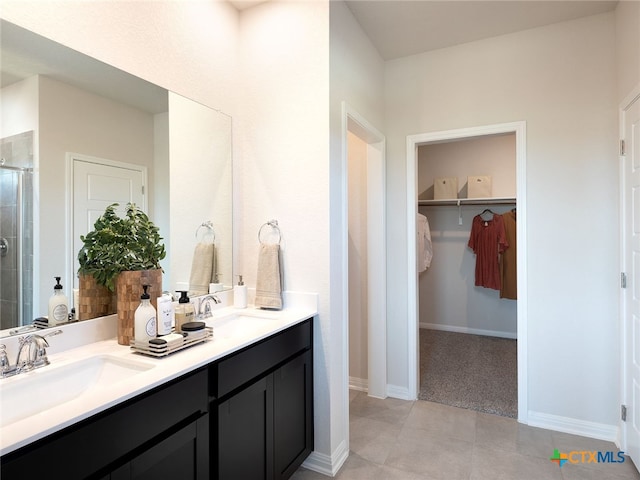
(0, 20, 233, 336)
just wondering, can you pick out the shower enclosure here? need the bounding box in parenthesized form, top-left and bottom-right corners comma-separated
(0, 131, 34, 330)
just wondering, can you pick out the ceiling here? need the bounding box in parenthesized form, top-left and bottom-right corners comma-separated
(344, 1, 618, 60)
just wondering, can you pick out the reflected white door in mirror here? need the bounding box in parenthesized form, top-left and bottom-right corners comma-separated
(70, 154, 147, 309)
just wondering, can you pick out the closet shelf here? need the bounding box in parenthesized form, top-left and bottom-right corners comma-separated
(418, 196, 516, 207)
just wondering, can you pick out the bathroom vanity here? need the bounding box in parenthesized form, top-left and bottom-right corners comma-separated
(0, 306, 315, 480)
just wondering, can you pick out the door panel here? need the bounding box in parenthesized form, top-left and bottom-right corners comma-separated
(72, 156, 145, 289)
(623, 95, 640, 471)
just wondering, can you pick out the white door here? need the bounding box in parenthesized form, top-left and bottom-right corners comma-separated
(622, 94, 640, 471)
(71, 155, 145, 290)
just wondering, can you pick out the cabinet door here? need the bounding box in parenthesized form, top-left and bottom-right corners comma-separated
(1, 370, 208, 480)
(217, 376, 273, 480)
(111, 414, 209, 480)
(273, 350, 313, 480)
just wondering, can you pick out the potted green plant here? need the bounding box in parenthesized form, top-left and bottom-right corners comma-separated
(78, 203, 166, 345)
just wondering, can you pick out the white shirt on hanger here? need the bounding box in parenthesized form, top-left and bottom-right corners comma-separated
(417, 213, 432, 272)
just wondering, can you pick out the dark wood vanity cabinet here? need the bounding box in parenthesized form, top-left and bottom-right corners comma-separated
(0, 369, 210, 480)
(211, 318, 314, 480)
(0, 318, 313, 480)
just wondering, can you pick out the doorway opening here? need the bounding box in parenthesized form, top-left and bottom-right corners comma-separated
(342, 103, 387, 401)
(406, 121, 528, 423)
(418, 133, 517, 417)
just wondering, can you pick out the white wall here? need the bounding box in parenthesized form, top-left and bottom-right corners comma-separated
(1, 76, 38, 138)
(418, 134, 517, 337)
(236, 0, 336, 469)
(385, 13, 619, 428)
(0, 1, 240, 116)
(328, 0, 385, 470)
(615, 0, 640, 102)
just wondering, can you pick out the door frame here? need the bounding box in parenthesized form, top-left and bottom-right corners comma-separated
(66, 152, 147, 294)
(619, 83, 640, 453)
(406, 121, 528, 423)
(341, 102, 387, 401)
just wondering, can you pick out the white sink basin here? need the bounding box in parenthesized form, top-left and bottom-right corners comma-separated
(210, 312, 280, 340)
(0, 355, 154, 428)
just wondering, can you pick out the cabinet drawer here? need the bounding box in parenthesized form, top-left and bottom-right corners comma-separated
(212, 319, 311, 399)
(1, 369, 208, 480)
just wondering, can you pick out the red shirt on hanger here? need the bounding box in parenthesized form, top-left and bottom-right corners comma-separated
(468, 213, 508, 291)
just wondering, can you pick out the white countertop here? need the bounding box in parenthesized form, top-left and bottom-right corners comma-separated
(0, 297, 316, 456)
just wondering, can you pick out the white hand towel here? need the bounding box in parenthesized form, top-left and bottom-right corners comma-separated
(255, 243, 282, 310)
(189, 243, 215, 296)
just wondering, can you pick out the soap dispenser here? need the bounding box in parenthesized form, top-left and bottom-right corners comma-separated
(234, 275, 247, 309)
(175, 290, 195, 332)
(48, 276, 69, 325)
(209, 273, 223, 294)
(135, 285, 157, 343)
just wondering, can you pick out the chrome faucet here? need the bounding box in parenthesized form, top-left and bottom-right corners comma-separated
(197, 294, 221, 319)
(0, 329, 63, 378)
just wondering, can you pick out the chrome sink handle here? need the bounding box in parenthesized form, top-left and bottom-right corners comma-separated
(0, 345, 10, 375)
(33, 330, 62, 367)
(16, 335, 35, 371)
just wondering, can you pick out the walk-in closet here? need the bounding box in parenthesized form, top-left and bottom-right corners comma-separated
(417, 132, 517, 418)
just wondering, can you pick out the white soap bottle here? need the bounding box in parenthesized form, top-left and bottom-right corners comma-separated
(48, 276, 69, 325)
(135, 285, 157, 343)
(156, 293, 174, 336)
(234, 275, 247, 309)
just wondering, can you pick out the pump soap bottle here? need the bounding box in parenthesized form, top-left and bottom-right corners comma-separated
(48, 276, 69, 325)
(234, 275, 247, 309)
(175, 291, 195, 332)
(135, 285, 157, 343)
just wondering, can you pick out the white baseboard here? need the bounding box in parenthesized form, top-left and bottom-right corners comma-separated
(420, 322, 517, 340)
(350, 378, 411, 401)
(349, 377, 368, 392)
(302, 440, 349, 477)
(528, 410, 618, 442)
(386, 384, 412, 400)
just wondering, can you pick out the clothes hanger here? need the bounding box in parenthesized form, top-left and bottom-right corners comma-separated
(480, 208, 495, 221)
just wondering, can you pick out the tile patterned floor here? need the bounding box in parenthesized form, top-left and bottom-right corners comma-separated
(292, 391, 640, 480)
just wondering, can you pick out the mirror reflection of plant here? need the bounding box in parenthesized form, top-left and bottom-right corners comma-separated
(78, 203, 166, 292)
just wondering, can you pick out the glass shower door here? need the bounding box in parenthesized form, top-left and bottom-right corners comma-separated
(1, 131, 34, 329)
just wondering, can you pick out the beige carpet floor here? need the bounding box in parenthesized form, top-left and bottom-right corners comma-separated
(419, 328, 517, 418)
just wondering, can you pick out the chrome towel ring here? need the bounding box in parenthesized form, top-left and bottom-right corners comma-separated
(258, 220, 282, 245)
(195, 221, 216, 243)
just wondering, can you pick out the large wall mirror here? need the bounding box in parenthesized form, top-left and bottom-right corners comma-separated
(0, 20, 233, 336)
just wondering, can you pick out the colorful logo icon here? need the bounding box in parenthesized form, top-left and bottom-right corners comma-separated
(550, 449, 568, 467)
(550, 448, 625, 467)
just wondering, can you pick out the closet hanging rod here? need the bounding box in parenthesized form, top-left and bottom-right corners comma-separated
(418, 196, 516, 207)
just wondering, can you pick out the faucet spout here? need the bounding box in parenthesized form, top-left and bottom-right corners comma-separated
(1, 329, 63, 378)
(197, 294, 221, 319)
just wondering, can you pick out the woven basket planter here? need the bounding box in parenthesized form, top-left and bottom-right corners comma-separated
(116, 269, 162, 345)
(78, 274, 116, 321)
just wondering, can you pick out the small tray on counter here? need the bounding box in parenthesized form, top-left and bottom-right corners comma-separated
(130, 327, 213, 358)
